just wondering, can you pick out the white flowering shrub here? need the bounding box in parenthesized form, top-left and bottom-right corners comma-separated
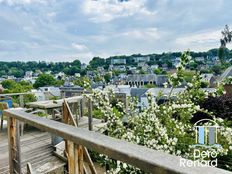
(86, 51, 232, 173)
(224, 76, 232, 85)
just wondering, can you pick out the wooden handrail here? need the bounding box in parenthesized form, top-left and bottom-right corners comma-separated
(4, 108, 232, 174)
(0, 91, 57, 97)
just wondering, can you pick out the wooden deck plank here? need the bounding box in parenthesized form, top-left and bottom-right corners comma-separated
(0, 129, 65, 174)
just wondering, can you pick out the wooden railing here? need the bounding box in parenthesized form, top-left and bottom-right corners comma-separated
(4, 108, 232, 174)
(0, 91, 58, 108)
(63, 99, 96, 173)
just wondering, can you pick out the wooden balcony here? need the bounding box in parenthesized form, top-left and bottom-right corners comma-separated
(3, 107, 231, 174)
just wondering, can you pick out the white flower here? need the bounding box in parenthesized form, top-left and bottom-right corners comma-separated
(122, 163, 127, 169)
(163, 82, 168, 88)
(177, 150, 181, 155)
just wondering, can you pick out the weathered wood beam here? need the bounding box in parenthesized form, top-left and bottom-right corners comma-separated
(8, 116, 22, 174)
(80, 98, 84, 118)
(63, 100, 75, 174)
(64, 100, 77, 127)
(64, 99, 94, 174)
(88, 99, 93, 131)
(83, 147, 97, 174)
(78, 145, 84, 174)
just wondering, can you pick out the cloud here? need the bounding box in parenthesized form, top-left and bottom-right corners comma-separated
(175, 30, 221, 45)
(82, 0, 156, 23)
(0, 0, 49, 5)
(71, 43, 88, 51)
(119, 28, 161, 40)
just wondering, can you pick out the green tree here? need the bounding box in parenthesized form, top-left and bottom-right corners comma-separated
(33, 74, 58, 88)
(104, 73, 111, 83)
(211, 65, 222, 75)
(219, 25, 232, 64)
(218, 47, 225, 64)
(89, 57, 105, 70)
(74, 76, 91, 89)
(154, 68, 162, 74)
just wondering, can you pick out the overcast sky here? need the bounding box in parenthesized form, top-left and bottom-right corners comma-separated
(0, 0, 232, 63)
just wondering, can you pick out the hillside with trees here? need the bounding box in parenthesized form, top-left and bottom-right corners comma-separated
(0, 48, 232, 78)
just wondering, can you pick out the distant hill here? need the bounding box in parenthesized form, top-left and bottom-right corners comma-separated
(0, 48, 231, 78)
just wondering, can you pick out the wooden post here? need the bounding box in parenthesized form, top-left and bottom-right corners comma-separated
(19, 95, 24, 108)
(63, 101, 75, 174)
(19, 95, 24, 136)
(74, 144, 79, 174)
(63, 99, 96, 174)
(78, 145, 84, 174)
(88, 99, 93, 131)
(80, 99, 83, 118)
(61, 91, 65, 99)
(66, 141, 75, 174)
(78, 101, 81, 120)
(8, 117, 22, 174)
(73, 102, 78, 121)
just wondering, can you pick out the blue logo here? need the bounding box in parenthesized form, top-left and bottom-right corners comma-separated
(192, 119, 221, 148)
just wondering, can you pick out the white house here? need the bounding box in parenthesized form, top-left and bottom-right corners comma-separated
(195, 57, 205, 62)
(111, 59, 126, 65)
(133, 56, 150, 63)
(25, 71, 33, 78)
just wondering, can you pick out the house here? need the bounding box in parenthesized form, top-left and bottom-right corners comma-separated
(138, 62, 146, 67)
(34, 70, 42, 77)
(111, 58, 126, 65)
(173, 57, 181, 68)
(126, 74, 156, 87)
(156, 75, 168, 86)
(140, 88, 216, 108)
(25, 71, 33, 78)
(162, 64, 168, 71)
(0, 77, 5, 83)
(150, 65, 159, 70)
(87, 71, 95, 78)
(195, 57, 205, 62)
(81, 63, 87, 70)
(133, 56, 150, 63)
(141, 64, 149, 72)
(30, 86, 60, 101)
(127, 66, 138, 74)
(38, 86, 61, 99)
(22, 77, 37, 84)
(97, 67, 105, 75)
(130, 88, 149, 108)
(200, 74, 216, 87)
(0, 84, 4, 93)
(60, 85, 84, 97)
(125, 74, 168, 87)
(55, 72, 65, 80)
(6, 76, 16, 80)
(113, 65, 126, 71)
(219, 66, 232, 82)
(45, 71, 52, 74)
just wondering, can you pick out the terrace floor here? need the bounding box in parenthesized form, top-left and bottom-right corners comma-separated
(0, 116, 104, 174)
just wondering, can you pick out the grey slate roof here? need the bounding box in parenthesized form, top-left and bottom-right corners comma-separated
(220, 66, 232, 81)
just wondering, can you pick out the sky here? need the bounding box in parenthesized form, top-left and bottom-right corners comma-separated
(0, 0, 232, 63)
